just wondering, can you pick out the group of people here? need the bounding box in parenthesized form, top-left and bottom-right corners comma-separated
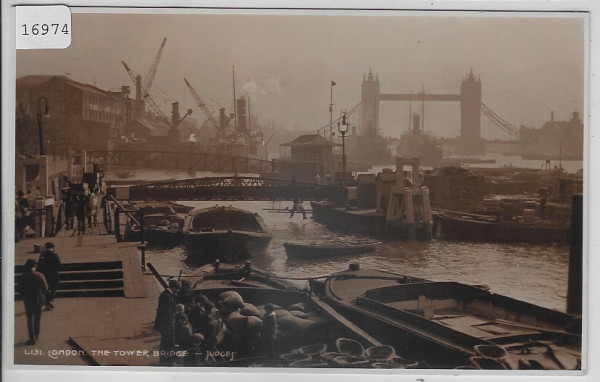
(15, 190, 33, 241)
(19, 242, 62, 345)
(154, 279, 220, 366)
(153, 279, 278, 366)
(62, 186, 101, 235)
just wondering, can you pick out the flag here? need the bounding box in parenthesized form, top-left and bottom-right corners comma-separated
(331, 80, 336, 86)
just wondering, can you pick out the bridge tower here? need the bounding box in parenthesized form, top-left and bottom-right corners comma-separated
(460, 70, 484, 155)
(361, 69, 380, 137)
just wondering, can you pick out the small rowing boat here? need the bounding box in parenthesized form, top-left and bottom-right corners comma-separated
(284, 240, 381, 259)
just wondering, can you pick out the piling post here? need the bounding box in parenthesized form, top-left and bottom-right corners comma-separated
(138, 244, 146, 272)
(421, 187, 433, 241)
(567, 194, 582, 315)
(405, 188, 416, 240)
(395, 157, 405, 186)
(412, 157, 420, 188)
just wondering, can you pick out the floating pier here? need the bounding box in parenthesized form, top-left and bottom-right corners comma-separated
(312, 157, 433, 240)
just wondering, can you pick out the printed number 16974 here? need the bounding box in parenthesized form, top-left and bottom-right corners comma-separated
(21, 23, 69, 36)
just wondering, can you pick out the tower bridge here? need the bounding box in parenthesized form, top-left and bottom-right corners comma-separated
(361, 69, 484, 155)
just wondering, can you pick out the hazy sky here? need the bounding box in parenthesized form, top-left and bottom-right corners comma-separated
(16, 9, 585, 140)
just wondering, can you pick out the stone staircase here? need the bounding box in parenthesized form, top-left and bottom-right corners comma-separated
(15, 261, 125, 299)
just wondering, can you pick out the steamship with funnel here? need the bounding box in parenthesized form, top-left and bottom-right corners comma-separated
(396, 113, 443, 167)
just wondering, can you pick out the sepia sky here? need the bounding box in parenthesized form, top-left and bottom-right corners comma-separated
(16, 9, 585, 140)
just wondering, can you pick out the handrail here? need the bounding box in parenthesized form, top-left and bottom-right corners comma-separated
(106, 194, 140, 226)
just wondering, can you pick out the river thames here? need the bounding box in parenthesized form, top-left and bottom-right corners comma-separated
(105, 160, 580, 314)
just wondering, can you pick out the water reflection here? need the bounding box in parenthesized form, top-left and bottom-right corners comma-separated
(143, 200, 571, 313)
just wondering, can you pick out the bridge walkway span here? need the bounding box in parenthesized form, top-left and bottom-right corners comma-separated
(107, 176, 344, 202)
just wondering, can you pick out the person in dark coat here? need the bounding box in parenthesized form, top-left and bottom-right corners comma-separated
(74, 194, 88, 235)
(63, 191, 75, 230)
(154, 279, 180, 366)
(19, 259, 48, 345)
(37, 242, 61, 311)
(176, 280, 194, 308)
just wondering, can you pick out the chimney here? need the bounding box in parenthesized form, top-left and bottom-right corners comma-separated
(412, 114, 421, 134)
(171, 102, 180, 128)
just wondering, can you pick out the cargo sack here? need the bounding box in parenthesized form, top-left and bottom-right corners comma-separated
(290, 310, 308, 319)
(240, 302, 261, 317)
(225, 311, 248, 335)
(277, 315, 315, 332)
(219, 291, 245, 312)
(288, 302, 307, 312)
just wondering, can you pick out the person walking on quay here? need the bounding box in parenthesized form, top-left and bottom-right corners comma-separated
(37, 242, 61, 311)
(19, 259, 48, 345)
(261, 303, 278, 362)
(154, 279, 180, 366)
(87, 187, 100, 229)
(63, 190, 75, 230)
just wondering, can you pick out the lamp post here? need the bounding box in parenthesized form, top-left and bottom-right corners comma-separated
(329, 80, 336, 141)
(338, 109, 349, 187)
(37, 96, 49, 156)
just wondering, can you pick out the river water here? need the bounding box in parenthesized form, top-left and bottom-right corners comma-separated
(106, 165, 576, 314)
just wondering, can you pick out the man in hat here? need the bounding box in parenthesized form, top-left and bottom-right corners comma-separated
(19, 259, 48, 345)
(154, 279, 180, 365)
(37, 242, 61, 311)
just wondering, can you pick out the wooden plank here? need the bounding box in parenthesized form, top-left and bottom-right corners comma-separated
(120, 246, 146, 298)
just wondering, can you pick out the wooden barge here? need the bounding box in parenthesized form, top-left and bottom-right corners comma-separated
(311, 266, 581, 370)
(432, 209, 569, 244)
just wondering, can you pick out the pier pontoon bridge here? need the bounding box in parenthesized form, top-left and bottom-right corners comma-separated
(106, 175, 344, 202)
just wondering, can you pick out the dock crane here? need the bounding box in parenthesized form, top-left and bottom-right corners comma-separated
(121, 37, 171, 124)
(184, 78, 223, 138)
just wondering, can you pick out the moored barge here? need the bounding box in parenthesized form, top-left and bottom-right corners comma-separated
(311, 266, 581, 370)
(182, 205, 272, 263)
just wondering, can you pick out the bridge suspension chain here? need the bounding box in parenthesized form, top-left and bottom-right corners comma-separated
(481, 102, 520, 138)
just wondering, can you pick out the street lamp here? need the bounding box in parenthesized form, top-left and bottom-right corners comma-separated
(338, 109, 349, 187)
(329, 80, 336, 141)
(37, 96, 50, 156)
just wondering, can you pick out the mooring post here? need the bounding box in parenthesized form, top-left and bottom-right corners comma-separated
(138, 243, 146, 272)
(405, 188, 416, 240)
(421, 187, 433, 241)
(114, 207, 121, 242)
(567, 194, 582, 315)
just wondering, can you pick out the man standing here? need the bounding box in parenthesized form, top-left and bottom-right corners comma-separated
(261, 303, 278, 361)
(19, 259, 48, 345)
(154, 279, 180, 366)
(37, 242, 61, 311)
